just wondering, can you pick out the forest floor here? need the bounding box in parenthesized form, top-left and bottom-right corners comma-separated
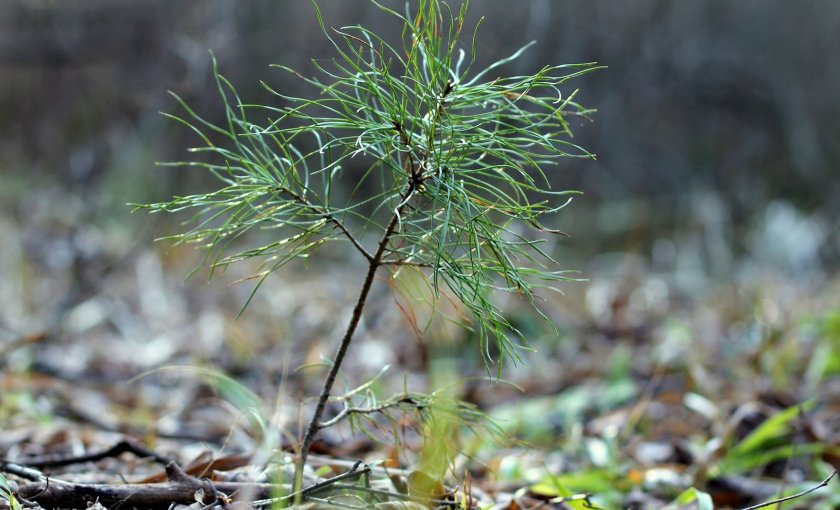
(1, 196, 839, 510)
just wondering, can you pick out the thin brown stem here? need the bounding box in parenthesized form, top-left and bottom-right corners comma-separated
(294, 204, 404, 500)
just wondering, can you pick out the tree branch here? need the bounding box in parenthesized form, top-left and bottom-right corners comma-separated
(271, 185, 373, 262)
(739, 470, 837, 510)
(318, 394, 427, 428)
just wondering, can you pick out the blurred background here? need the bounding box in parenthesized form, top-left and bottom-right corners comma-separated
(3, 0, 838, 266)
(2, 0, 839, 450)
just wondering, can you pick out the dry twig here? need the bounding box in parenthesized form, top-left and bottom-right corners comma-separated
(739, 470, 837, 510)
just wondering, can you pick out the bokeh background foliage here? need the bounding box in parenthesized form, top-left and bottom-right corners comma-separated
(3, 0, 839, 268)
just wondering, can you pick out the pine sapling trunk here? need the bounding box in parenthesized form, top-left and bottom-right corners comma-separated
(294, 207, 404, 496)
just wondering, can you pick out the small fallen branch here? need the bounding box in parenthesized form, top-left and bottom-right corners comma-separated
(8, 438, 172, 470)
(14, 460, 378, 509)
(16, 462, 259, 509)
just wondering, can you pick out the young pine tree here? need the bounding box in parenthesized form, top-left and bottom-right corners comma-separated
(138, 0, 597, 498)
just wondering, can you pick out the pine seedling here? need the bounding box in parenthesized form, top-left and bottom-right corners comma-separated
(137, 0, 597, 497)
